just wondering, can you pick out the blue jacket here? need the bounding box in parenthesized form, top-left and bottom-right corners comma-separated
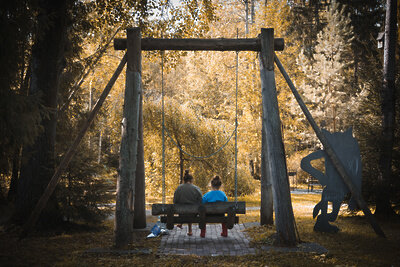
(202, 190, 227, 203)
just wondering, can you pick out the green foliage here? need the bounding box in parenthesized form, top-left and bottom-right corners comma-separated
(57, 84, 114, 223)
(65, 0, 219, 207)
(52, 0, 219, 223)
(58, 146, 114, 223)
(0, 0, 42, 177)
(224, 167, 256, 197)
(288, 0, 329, 59)
(166, 0, 216, 38)
(350, 45, 383, 201)
(254, 0, 309, 161)
(143, 97, 254, 197)
(0, 91, 44, 174)
(0, 0, 33, 92)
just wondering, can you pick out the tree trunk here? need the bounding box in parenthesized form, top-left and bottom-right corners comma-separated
(7, 147, 20, 202)
(88, 80, 93, 149)
(250, 0, 255, 24)
(0, 189, 5, 205)
(14, 0, 68, 227)
(98, 127, 102, 163)
(179, 141, 184, 184)
(376, 0, 397, 216)
(245, 0, 249, 35)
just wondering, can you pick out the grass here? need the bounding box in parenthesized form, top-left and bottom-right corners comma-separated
(1, 192, 399, 266)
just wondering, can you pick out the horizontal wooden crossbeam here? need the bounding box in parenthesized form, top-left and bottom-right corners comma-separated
(114, 38, 284, 51)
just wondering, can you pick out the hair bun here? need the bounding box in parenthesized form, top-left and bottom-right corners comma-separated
(211, 175, 222, 188)
(183, 170, 193, 183)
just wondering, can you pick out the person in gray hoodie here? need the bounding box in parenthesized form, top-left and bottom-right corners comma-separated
(173, 170, 202, 236)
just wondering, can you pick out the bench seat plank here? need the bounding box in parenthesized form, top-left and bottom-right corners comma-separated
(151, 201, 246, 215)
(160, 216, 239, 224)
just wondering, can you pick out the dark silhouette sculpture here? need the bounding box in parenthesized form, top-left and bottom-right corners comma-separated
(301, 128, 362, 233)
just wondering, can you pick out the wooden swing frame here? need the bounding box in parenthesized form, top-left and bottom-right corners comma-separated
(113, 27, 385, 247)
(20, 27, 385, 248)
(113, 27, 298, 247)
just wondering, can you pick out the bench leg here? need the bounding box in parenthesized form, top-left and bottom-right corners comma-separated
(200, 227, 206, 238)
(198, 205, 206, 230)
(198, 205, 206, 237)
(221, 223, 228, 237)
(226, 207, 235, 229)
(166, 207, 174, 230)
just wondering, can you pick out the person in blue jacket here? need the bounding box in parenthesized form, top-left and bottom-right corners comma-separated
(201, 175, 228, 237)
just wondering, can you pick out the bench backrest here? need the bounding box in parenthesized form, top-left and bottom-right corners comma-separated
(152, 201, 246, 216)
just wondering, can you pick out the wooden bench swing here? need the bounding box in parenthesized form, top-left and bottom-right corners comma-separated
(151, 43, 245, 230)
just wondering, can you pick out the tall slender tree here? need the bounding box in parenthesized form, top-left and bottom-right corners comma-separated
(289, 0, 329, 59)
(375, 0, 397, 216)
(0, 1, 43, 202)
(336, 0, 383, 89)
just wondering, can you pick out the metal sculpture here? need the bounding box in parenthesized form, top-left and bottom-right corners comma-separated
(301, 128, 362, 233)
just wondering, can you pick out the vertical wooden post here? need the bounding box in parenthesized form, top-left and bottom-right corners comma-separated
(133, 96, 146, 228)
(260, 126, 273, 225)
(115, 28, 142, 247)
(259, 28, 297, 246)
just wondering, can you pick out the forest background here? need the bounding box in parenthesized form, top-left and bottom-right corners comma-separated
(0, 0, 399, 228)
